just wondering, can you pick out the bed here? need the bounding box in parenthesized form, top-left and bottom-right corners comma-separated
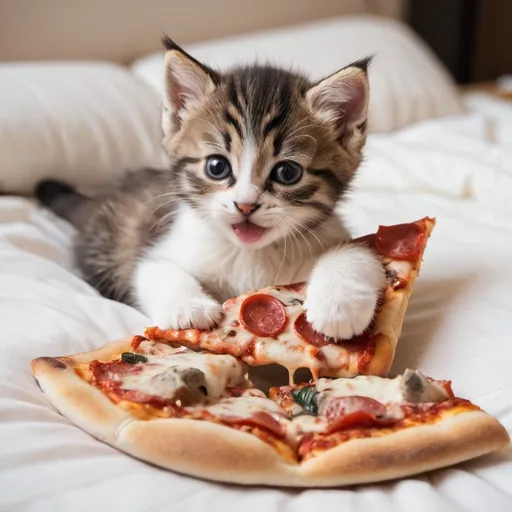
(1, 16, 512, 511)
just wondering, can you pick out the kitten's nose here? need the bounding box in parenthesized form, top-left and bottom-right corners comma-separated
(233, 202, 261, 216)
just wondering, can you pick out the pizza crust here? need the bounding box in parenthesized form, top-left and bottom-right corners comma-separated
(31, 348, 509, 487)
(30, 341, 136, 444)
(363, 218, 436, 376)
(116, 418, 299, 486)
(299, 409, 510, 487)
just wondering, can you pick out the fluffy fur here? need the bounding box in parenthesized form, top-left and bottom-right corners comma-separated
(36, 37, 385, 340)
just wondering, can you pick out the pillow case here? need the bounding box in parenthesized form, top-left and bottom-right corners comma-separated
(0, 62, 167, 194)
(132, 16, 465, 133)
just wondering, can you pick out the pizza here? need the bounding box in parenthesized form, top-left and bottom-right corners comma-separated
(145, 217, 436, 382)
(30, 335, 510, 487)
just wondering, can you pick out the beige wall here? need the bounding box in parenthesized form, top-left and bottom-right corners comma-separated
(0, 0, 404, 64)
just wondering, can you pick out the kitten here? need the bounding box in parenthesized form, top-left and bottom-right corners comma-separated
(35, 37, 385, 340)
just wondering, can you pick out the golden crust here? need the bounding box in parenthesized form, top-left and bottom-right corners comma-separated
(116, 418, 300, 486)
(365, 217, 436, 376)
(30, 350, 135, 443)
(299, 410, 510, 487)
(30, 343, 510, 487)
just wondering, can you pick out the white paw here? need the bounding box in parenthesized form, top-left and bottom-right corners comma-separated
(152, 295, 223, 330)
(304, 244, 385, 340)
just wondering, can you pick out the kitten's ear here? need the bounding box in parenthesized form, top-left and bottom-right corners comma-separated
(161, 35, 220, 137)
(306, 57, 371, 142)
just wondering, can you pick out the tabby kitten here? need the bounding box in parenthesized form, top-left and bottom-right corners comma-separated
(36, 37, 385, 340)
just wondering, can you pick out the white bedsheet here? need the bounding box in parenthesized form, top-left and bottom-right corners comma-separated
(2, 100, 512, 510)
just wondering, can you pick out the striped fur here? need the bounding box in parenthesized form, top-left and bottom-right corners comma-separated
(35, 37, 373, 321)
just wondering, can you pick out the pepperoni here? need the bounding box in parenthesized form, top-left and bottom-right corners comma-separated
(294, 312, 332, 347)
(282, 282, 308, 294)
(375, 221, 426, 261)
(89, 360, 143, 383)
(130, 335, 148, 351)
(239, 294, 287, 338)
(426, 377, 455, 398)
(357, 337, 376, 372)
(220, 411, 286, 438)
(325, 395, 386, 420)
(341, 329, 373, 351)
(324, 396, 396, 433)
(89, 361, 180, 407)
(111, 387, 175, 406)
(440, 380, 455, 397)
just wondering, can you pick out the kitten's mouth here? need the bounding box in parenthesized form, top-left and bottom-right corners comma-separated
(232, 220, 268, 244)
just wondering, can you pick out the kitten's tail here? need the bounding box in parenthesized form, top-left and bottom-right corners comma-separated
(35, 179, 90, 227)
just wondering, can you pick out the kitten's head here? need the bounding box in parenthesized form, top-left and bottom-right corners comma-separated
(161, 36, 370, 248)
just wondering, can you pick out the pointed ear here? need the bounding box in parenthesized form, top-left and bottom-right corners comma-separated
(161, 35, 220, 137)
(306, 57, 371, 142)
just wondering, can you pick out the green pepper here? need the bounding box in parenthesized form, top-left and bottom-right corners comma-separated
(121, 352, 148, 364)
(291, 386, 319, 415)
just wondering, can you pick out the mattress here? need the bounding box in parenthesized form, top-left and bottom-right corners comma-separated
(2, 93, 512, 512)
(1, 193, 512, 510)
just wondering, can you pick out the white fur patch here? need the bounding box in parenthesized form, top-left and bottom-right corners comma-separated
(304, 244, 386, 340)
(133, 204, 379, 335)
(233, 137, 260, 205)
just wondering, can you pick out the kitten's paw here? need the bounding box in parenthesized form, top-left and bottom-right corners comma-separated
(304, 245, 385, 340)
(152, 295, 223, 330)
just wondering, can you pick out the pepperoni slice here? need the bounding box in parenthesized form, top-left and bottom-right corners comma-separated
(294, 312, 332, 347)
(325, 395, 386, 420)
(130, 335, 148, 351)
(323, 396, 396, 433)
(282, 282, 308, 294)
(89, 360, 143, 383)
(220, 411, 286, 438)
(239, 294, 287, 338)
(375, 221, 426, 261)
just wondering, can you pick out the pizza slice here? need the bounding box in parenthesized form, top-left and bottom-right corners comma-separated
(267, 370, 510, 485)
(30, 337, 509, 487)
(146, 217, 436, 381)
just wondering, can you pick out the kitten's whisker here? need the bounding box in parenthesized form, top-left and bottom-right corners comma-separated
(198, 117, 224, 140)
(286, 123, 321, 138)
(151, 209, 176, 233)
(285, 133, 317, 148)
(289, 223, 314, 260)
(148, 198, 181, 219)
(295, 221, 325, 250)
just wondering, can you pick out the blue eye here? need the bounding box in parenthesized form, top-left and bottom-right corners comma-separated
(205, 155, 231, 180)
(271, 161, 303, 185)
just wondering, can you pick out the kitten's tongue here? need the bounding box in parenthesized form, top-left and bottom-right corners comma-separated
(232, 221, 265, 243)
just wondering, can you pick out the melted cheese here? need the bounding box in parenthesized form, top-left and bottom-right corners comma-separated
(206, 396, 287, 418)
(316, 375, 404, 404)
(315, 371, 451, 405)
(121, 343, 246, 400)
(386, 259, 413, 280)
(289, 371, 451, 436)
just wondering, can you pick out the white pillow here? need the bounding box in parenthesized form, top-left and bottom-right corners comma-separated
(0, 62, 168, 194)
(132, 16, 465, 133)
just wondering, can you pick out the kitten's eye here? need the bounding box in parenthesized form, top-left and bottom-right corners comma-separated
(270, 161, 303, 185)
(205, 155, 232, 180)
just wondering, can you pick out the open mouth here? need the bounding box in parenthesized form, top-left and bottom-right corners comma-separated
(232, 220, 268, 244)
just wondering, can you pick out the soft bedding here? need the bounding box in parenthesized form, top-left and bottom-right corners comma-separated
(2, 18, 512, 509)
(2, 98, 512, 509)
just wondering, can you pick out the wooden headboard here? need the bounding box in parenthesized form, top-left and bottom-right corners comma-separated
(0, 0, 405, 64)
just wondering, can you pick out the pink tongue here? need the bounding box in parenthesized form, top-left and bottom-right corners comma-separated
(232, 221, 265, 243)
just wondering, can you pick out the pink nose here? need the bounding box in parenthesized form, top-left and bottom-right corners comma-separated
(234, 202, 260, 216)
